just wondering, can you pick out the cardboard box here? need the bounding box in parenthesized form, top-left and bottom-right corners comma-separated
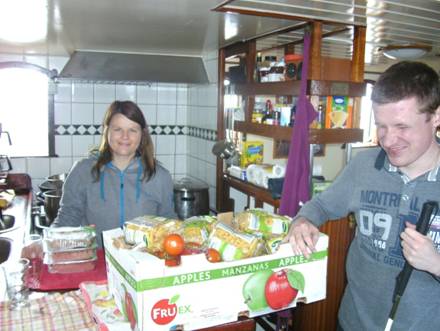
(325, 96, 353, 129)
(240, 141, 264, 168)
(103, 214, 328, 331)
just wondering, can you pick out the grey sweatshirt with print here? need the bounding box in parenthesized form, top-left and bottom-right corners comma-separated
(53, 156, 176, 247)
(296, 147, 440, 331)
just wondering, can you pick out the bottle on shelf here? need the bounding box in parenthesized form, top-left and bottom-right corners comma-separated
(254, 52, 262, 82)
(262, 99, 274, 125)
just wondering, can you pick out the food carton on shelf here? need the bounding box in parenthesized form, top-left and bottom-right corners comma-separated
(103, 213, 328, 331)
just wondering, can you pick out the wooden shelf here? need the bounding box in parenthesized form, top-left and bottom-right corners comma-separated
(234, 121, 364, 144)
(223, 174, 280, 208)
(234, 80, 366, 97)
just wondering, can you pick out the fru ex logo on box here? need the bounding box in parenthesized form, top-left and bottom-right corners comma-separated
(151, 295, 192, 325)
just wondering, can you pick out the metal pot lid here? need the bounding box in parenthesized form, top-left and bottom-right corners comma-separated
(173, 178, 208, 192)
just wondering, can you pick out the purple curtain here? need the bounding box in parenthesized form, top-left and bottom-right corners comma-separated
(279, 32, 317, 217)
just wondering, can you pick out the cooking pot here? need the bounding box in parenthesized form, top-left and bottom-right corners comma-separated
(38, 173, 67, 193)
(42, 189, 62, 225)
(173, 178, 209, 220)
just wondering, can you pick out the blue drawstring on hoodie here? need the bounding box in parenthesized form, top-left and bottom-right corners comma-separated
(99, 158, 143, 227)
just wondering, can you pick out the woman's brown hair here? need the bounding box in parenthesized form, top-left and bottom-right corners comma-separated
(91, 100, 156, 181)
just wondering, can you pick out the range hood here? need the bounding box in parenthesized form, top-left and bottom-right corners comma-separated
(59, 51, 209, 84)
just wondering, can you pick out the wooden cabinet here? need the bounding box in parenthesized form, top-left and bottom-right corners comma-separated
(216, 21, 366, 331)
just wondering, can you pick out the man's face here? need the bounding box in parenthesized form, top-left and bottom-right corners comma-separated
(373, 96, 440, 176)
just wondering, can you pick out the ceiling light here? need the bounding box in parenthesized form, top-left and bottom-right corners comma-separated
(381, 44, 432, 60)
(0, 0, 47, 43)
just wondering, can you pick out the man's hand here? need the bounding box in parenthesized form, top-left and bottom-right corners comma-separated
(284, 217, 320, 258)
(401, 221, 440, 276)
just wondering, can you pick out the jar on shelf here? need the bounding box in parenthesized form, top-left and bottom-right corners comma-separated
(285, 54, 303, 80)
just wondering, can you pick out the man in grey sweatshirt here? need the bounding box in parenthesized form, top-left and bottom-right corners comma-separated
(287, 61, 440, 330)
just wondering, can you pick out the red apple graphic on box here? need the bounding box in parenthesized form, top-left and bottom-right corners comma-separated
(151, 295, 180, 325)
(121, 283, 138, 330)
(264, 269, 305, 310)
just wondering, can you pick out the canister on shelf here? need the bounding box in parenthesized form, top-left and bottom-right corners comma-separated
(285, 54, 303, 80)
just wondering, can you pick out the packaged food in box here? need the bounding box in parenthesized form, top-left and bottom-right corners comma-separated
(208, 222, 262, 261)
(43, 226, 97, 251)
(234, 209, 292, 239)
(103, 212, 328, 331)
(123, 215, 182, 251)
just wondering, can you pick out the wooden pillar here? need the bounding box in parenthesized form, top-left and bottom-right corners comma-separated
(351, 26, 366, 83)
(309, 21, 322, 80)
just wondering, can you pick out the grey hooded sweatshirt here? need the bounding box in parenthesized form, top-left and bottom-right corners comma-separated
(296, 147, 440, 331)
(53, 155, 176, 246)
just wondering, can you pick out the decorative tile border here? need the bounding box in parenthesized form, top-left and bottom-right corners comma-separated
(54, 125, 217, 141)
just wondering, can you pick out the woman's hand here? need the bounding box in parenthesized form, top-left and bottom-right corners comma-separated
(401, 221, 440, 276)
(21, 241, 43, 260)
(284, 217, 320, 258)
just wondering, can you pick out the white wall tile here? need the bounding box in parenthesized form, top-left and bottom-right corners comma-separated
(72, 136, 95, 157)
(94, 103, 108, 125)
(116, 84, 136, 101)
(137, 84, 157, 104)
(206, 106, 217, 131)
(72, 103, 93, 124)
(206, 163, 216, 187)
(157, 83, 177, 105)
(140, 104, 157, 125)
(50, 157, 74, 175)
(175, 135, 187, 154)
(156, 135, 176, 155)
(176, 105, 187, 125)
(27, 157, 50, 179)
(157, 155, 174, 174)
(72, 82, 93, 102)
(54, 103, 71, 125)
(10, 158, 27, 173)
(157, 105, 176, 125)
(55, 82, 72, 102)
(174, 154, 187, 175)
(94, 84, 115, 103)
(55, 136, 72, 156)
(177, 84, 188, 105)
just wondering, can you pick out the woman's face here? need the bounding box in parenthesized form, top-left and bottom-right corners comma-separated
(107, 113, 143, 162)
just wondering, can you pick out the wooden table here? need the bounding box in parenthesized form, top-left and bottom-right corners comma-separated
(197, 317, 256, 331)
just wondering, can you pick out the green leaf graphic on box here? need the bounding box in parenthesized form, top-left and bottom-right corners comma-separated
(287, 270, 305, 292)
(169, 294, 180, 304)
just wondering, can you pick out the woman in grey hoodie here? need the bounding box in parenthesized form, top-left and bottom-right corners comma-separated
(53, 100, 176, 247)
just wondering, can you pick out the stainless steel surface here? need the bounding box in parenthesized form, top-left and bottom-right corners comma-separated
(59, 51, 209, 84)
(174, 178, 210, 220)
(0, 0, 438, 73)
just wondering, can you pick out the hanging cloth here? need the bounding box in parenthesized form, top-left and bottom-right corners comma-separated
(279, 31, 317, 217)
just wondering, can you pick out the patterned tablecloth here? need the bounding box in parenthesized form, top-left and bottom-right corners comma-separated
(0, 290, 97, 331)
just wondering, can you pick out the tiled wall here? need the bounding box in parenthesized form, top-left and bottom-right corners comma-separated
(4, 52, 219, 211)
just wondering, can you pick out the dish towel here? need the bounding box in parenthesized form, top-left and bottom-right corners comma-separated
(0, 290, 96, 331)
(279, 31, 317, 217)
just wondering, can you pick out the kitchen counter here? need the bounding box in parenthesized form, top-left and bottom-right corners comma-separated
(0, 188, 33, 263)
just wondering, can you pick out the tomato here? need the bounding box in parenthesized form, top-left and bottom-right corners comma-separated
(264, 269, 298, 309)
(163, 234, 184, 256)
(206, 248, 222, 263)
(165, 256, 181, 267)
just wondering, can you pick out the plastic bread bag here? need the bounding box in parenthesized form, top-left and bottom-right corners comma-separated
(182, 215, 217, 246)
(43, 226, 97, 252)
(123, 215, 183, 252)
(234, 209, 292, 239)
(207, 222, 262, 261)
